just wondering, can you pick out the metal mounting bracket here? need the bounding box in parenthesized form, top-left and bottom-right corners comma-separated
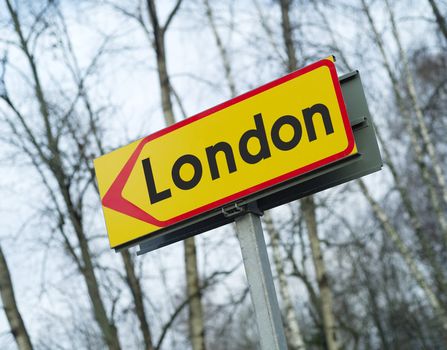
(222, 201, 263, 218)
(221, 203, 244, 218)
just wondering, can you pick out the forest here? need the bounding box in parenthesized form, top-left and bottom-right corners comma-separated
(0, 0, 447, 349)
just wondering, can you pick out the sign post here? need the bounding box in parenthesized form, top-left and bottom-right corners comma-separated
(235, 208, 287, 350)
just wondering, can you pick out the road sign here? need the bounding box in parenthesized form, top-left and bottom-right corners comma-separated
(95, 58, 357, 249)
(138, 70, 382, 254)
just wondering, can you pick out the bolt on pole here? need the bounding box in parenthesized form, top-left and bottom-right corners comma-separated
(235, 211, 288, 350)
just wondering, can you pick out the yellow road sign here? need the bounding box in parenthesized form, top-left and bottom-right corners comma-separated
(94, 58, 356, 248)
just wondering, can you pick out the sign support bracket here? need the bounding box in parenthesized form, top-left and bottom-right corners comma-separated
(234, 203, 288, 350)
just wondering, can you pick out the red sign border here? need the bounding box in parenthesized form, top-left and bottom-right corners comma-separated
(101, 58, 355, 232)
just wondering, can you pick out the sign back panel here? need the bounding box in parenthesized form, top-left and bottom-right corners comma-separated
(94, 58, 355, 248)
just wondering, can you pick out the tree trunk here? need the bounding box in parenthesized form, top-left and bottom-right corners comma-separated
(357, 179, 447, 333)
(279, 0, 298, 73)
(278, 0, 339, 348)
(427, 0, 447, 43)
(146, 0, 175, 125)
(203, 0, 236, 98)
(146, 2, 206, 349)
(121, 250, 154, 350)
(184, 237, 206, 350)
(301, 197, 339, 350)
(0, 246, 33, 350)
(64, 193, 121, 350)
(264, 212, 306, 350)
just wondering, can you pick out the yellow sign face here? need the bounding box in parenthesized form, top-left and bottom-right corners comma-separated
(94, 58, 356, 248)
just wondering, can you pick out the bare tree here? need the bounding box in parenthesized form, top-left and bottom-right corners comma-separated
(146, 2, 206, 349)
(278, 1, 339, 349)
(203, 0, 236, 98)
(357, 0, 447, 320)
(264, 212, 306, 350)
(122, 252, 154, 350)
(300, 197, 339, 350)
(2, 1, 121, 348)
(0, 245, 33, 350)
(51, 9, 155, 348)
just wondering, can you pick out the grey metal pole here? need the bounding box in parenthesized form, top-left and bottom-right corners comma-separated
(235, 212, 288, 350)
